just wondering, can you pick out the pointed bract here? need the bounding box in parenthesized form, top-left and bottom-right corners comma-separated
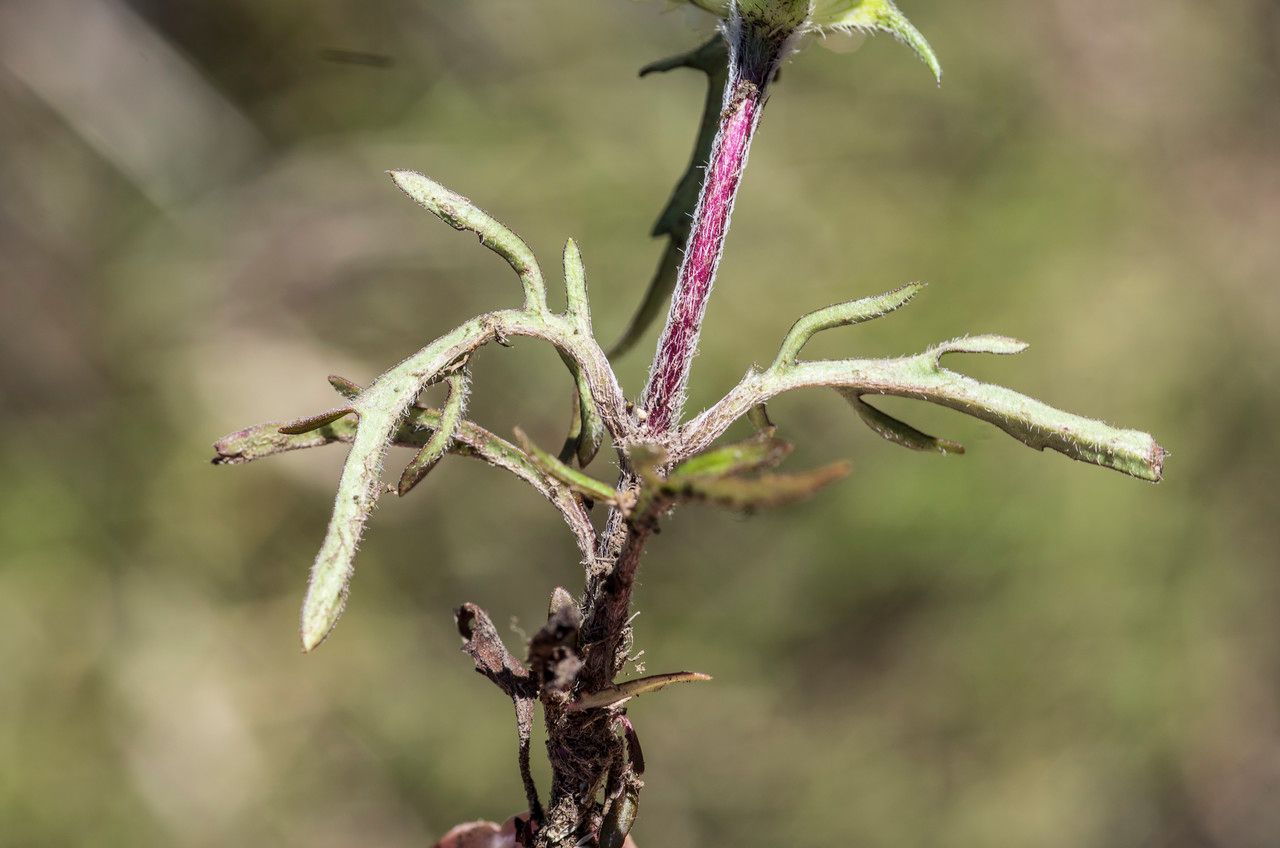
(569, 671, 713, 711)
(673, 0, 941, 82)
(821, 0, 941, 83)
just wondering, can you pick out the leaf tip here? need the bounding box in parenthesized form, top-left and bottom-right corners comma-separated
(300, 612, 333, 654)
(328, 374, 362, 400)
(931, 335, 1029, 362)
(388, 169, 471, 229)
(1147, 441, 1168, 483)
(899, 280, 927, 303)
(395, 466, 423, 497)
(385, 168, 420, 194)
(301, 573, 351, 652)
(278, 407, 355, 435)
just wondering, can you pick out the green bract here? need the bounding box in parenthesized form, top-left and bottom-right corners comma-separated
(684, 0, 940, 81)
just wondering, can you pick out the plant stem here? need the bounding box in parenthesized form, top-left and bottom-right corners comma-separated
(639, 13, 801, 435)
(539, 14, 811, 846)
(579, 490, 651, 688)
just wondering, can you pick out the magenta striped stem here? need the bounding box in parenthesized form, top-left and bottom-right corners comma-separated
(639, 16, 799, 435)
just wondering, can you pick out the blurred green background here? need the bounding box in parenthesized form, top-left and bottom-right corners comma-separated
(2, 1, 1278, 846)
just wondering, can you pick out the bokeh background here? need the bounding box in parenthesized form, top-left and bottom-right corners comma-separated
(2, 1, 1278, 845)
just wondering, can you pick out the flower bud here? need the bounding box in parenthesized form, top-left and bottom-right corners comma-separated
(672, 0, 941, 82)
(733, 0, 813, 31)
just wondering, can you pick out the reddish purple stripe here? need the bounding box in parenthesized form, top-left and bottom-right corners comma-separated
(641, 81, 762, 433)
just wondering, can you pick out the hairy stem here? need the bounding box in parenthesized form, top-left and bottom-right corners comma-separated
(639, 12, 801, 434)
(535, 17, 814, 847)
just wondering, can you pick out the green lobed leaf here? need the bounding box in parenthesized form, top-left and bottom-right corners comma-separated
(278, 406, 355, 435)
(562, 238, 591, 330)
(558, 239, 606, 466)
(397, 370, 469, 496)
(665, 462, 851, 512)
(214, 417, 367, 464)
(236, 171, 629, 653)
(299, 421, 386, 652)
(772, 283, 924, 368)
(687, 342, 1167, 482)
(327, 374, 362, 400)
(215, 389, 600, 558)
(928, 334, 1030, 361)
(558, 389, 585, 465)
(668, 432, 793, 481)
(574, 382, 605, 466)
(514, 427, 619, 504)
(292, 316, 574, 653)
(839, 390, 964, 454)
(388, 169, 548, 312)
